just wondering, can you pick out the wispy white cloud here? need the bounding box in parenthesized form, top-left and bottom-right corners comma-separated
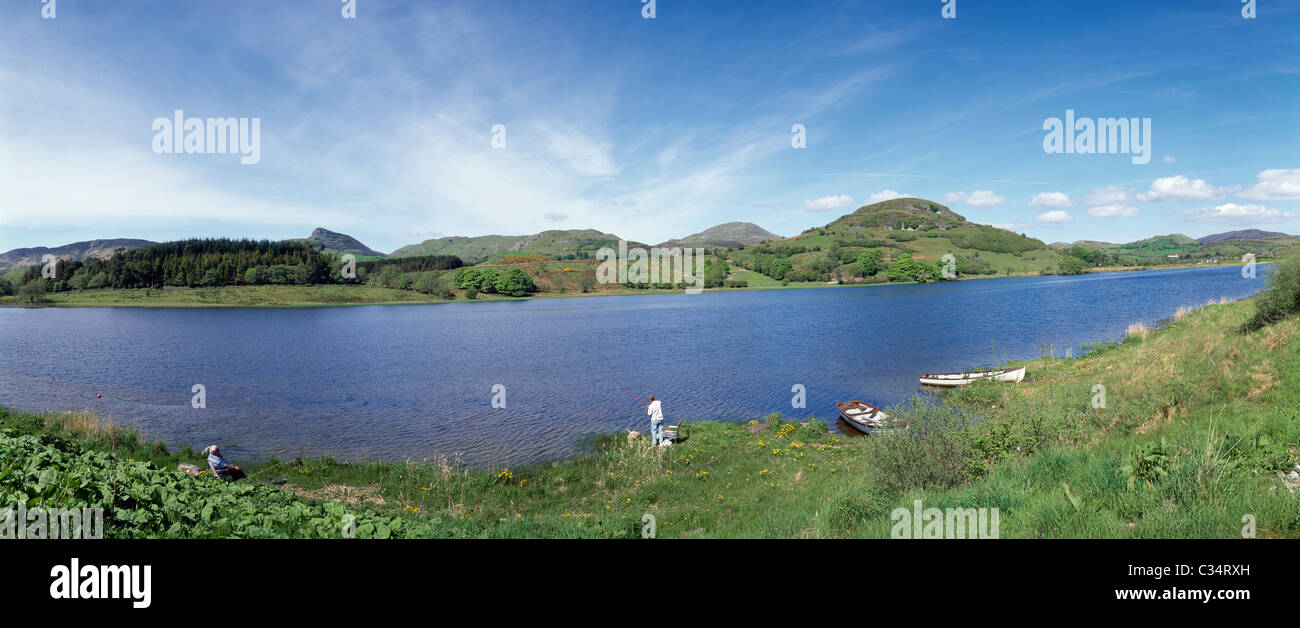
(1237, 168, 1300, 201)
(1028, 192, 1072, 208)
(1035, 210, 1073, 223)
(1177, 203, 1291, 223)
(864, 189, 909, 204)
(945, 190, 1006, 207)
(1137, 175, 1237, 202)
(1087, 204, 1139, 218)
(804, 195, 855, 212)
(1082, 185, 1134, 206)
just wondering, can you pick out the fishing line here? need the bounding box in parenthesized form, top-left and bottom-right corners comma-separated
(599, 369, 645, 406)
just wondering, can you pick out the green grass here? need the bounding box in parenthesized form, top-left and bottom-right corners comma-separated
(3, 294, 1297, 538)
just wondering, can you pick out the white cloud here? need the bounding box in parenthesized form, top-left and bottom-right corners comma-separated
(1028, 191, 1072, 208)
(536, 122, 620, 177)
(1082, 185, 1132, 206)
(1035, 210, 1073, 223)
(544, 212, 567, 222)
(864, 189, 908, 204)
(1087, 204, 1139, 218)
(804, 194, 856, 212)
(945, 190, 1006, 207)
(1137, 175, 1235, 202)
(1162, 155, 1176, 164)
(1177, 203, 1291, 223)
(990, 222, 1029, 231)
(1238, 168, 1300, 201)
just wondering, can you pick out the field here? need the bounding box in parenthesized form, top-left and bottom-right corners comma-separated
(3, 292, 1297, 538)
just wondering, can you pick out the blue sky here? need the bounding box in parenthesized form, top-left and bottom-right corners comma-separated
(1, 0, 1298, 253)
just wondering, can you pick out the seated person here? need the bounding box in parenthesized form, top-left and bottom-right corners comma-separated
(204, 445, 246, 481)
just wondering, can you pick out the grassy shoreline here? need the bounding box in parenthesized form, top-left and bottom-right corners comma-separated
(2, 292, 1296, 538)
(0, 261, 1258, 308)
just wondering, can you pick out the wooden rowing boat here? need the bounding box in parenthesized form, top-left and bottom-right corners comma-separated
(835, 400, 907, 435)
(918, 366, 1026, 387)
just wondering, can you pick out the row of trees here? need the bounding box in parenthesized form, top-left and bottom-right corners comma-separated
(21, 239, 338, 291)
(358, 254, 464, 274)
(453, 267, 538, 297)
(1062, 245, 1124, 269)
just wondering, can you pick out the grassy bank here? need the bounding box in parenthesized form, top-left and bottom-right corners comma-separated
(3, 291, 1297, 538)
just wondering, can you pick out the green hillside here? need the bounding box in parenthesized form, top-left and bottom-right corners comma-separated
(390, 229, 645, 264)
(725, 197, 1066, 283)
(658, 222, 781, 248)
(291, 227, 387, 259)
(1054, 233, 1300, 266)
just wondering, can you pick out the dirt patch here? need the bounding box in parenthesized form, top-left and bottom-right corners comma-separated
(1246, 372, 1277, 399)
(1259, 325, 1295, 352)
(284, 483, 386, 505)
(1134, 405, 1178, 435)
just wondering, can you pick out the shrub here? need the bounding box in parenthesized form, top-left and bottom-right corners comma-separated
(865, 398, 977, 494)
(1245, 256, 1300, 331)
(494, 268, 536, 297)
(1058, 256, 1088, 275)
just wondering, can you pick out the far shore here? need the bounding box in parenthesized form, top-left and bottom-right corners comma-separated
(0, 260, 1262, 308)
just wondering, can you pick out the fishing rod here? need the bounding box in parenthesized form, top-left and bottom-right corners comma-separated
(600, 369, 646, 407)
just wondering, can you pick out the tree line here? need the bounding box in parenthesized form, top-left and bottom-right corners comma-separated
(21, 239, 337, 291)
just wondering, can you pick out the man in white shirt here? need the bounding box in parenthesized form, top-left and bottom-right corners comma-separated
(646, 395, 665, 446)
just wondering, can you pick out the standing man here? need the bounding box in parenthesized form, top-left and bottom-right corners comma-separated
(646, 395, 665, 446)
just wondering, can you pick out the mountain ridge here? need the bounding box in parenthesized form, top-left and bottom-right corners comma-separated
(291, 227, 387, 258)
(657, 222, 782, 248)
(1197, 229, 1290, 243)
(0, 238, 158, 271)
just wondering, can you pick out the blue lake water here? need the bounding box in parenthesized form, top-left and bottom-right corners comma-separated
(0, 264, 1271, 467)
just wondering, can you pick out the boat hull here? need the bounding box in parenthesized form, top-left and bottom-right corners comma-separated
(835, 400, 905, 435)
(919, 366, 1025, 387)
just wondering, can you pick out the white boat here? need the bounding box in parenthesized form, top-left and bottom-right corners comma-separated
(918, 366, 1026, 387)
(835, 400, 908, 435)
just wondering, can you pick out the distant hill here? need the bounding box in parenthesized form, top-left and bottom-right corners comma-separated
(291, 228, 386, 258)
(1198, 229, 1290, 243)
(0, 238, 157, 271)
(391, 229, 644, 264)
(657, 222, 782, 249)
(1053, 231, 1300, 264)
(1049, 240, 1120, 251)
(725, 197, 1064, 282)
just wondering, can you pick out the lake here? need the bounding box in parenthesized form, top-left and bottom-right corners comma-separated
(0, 264, 1271, 467)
